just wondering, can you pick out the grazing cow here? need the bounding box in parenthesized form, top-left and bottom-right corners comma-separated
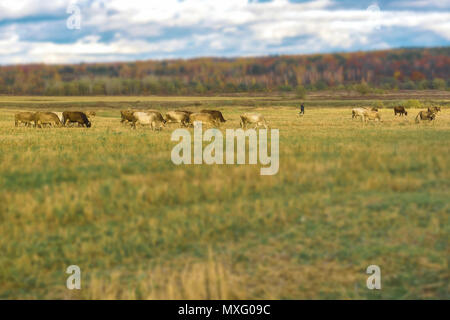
(63, 111, 91, 128)
(15, 112, 36, 127)
(428, 106, 441, 113)
(52, 112, 64, 124)
(165, 110, 190, 127)
(188, 112, 220, 127)
(120, 110, 136, 125)
(200, 110, 227, 123)
(352, 107, 377, 119)
(352, 108, 382, 123)
(240, 113, 268, 129)
(146, 111, 166, 124)
(133, 112, 165, 130)
(394, 106, 407, 116)
(415, 110, 436, 123)
(35, 112, 63, 128)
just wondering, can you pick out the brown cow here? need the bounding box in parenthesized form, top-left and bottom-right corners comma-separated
(15, 112, 36, 127)
(188, 113, 220, 127)
(415, 110, 436, 123)
(200, 110, 227, 123)
(35, 112, 63, 128)
(120, 110, 137, 125)
(394, 106, 407, 116)
(63, 111, 91, 128)
(428, 106, 441, 113)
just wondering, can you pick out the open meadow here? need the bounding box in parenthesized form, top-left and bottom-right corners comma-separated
(0, 96, 448, 299)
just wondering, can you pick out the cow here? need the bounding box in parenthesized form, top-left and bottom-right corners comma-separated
(15, 112, 36, 127)
(121, 110, 136, 125)
(35, 112, 63, 128)
(352, 108, 382, 123)
(240, 113, 268, 129)
(394, 106, 407, 116)
(165, 110, 190, 127)
(188, 112, 220, 128)
(428, 106, 441, 113)
(200, 110, 227, 123)
(52, 112, 64, 124)
(415, 110, 436, 123)
(63, 111, 91, 128)
(133, 112, 165, 130)
(352, 107, 377, 119)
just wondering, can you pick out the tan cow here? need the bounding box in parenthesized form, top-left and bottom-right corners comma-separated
(240, 113, 268, 129)
(352, 108, 382, 123)
(352, 107, 378, 119)
(165, 110, 190, 127)
(35, 112, 63, 128)
(133, 112, 165, 130)
(188, 112, 220, 128)
(15, 112, 36, 127)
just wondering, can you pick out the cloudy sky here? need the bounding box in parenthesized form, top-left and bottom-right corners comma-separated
(0, 0, 449, 64)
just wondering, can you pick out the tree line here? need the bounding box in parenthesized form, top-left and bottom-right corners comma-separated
(0, 47, 448, 96)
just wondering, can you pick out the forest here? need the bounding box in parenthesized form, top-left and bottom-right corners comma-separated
(0, 47, 448, 96)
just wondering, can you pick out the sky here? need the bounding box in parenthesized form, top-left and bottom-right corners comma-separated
(0, 0, 449, 65)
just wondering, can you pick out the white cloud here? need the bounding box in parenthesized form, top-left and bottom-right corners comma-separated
(0, 0, 448, 64)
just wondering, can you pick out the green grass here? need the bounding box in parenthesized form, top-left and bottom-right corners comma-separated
(0, 101, 448, 299)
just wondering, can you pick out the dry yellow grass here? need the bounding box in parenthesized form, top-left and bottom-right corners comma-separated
(0, 103, 448, 299)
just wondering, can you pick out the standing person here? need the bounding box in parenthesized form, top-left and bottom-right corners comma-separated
(299, 103, 305, 116)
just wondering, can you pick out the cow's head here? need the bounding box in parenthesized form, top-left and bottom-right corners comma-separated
(86, 121, 92, 128)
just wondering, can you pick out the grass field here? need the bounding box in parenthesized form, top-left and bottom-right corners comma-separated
(0, 97, 448, 299)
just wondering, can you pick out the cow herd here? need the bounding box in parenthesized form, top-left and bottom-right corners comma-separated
(119, 109, 268, 130)
(14, 111, 95, 128)
(12, 106, 442, 129)
(351, 106, 441, 123)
